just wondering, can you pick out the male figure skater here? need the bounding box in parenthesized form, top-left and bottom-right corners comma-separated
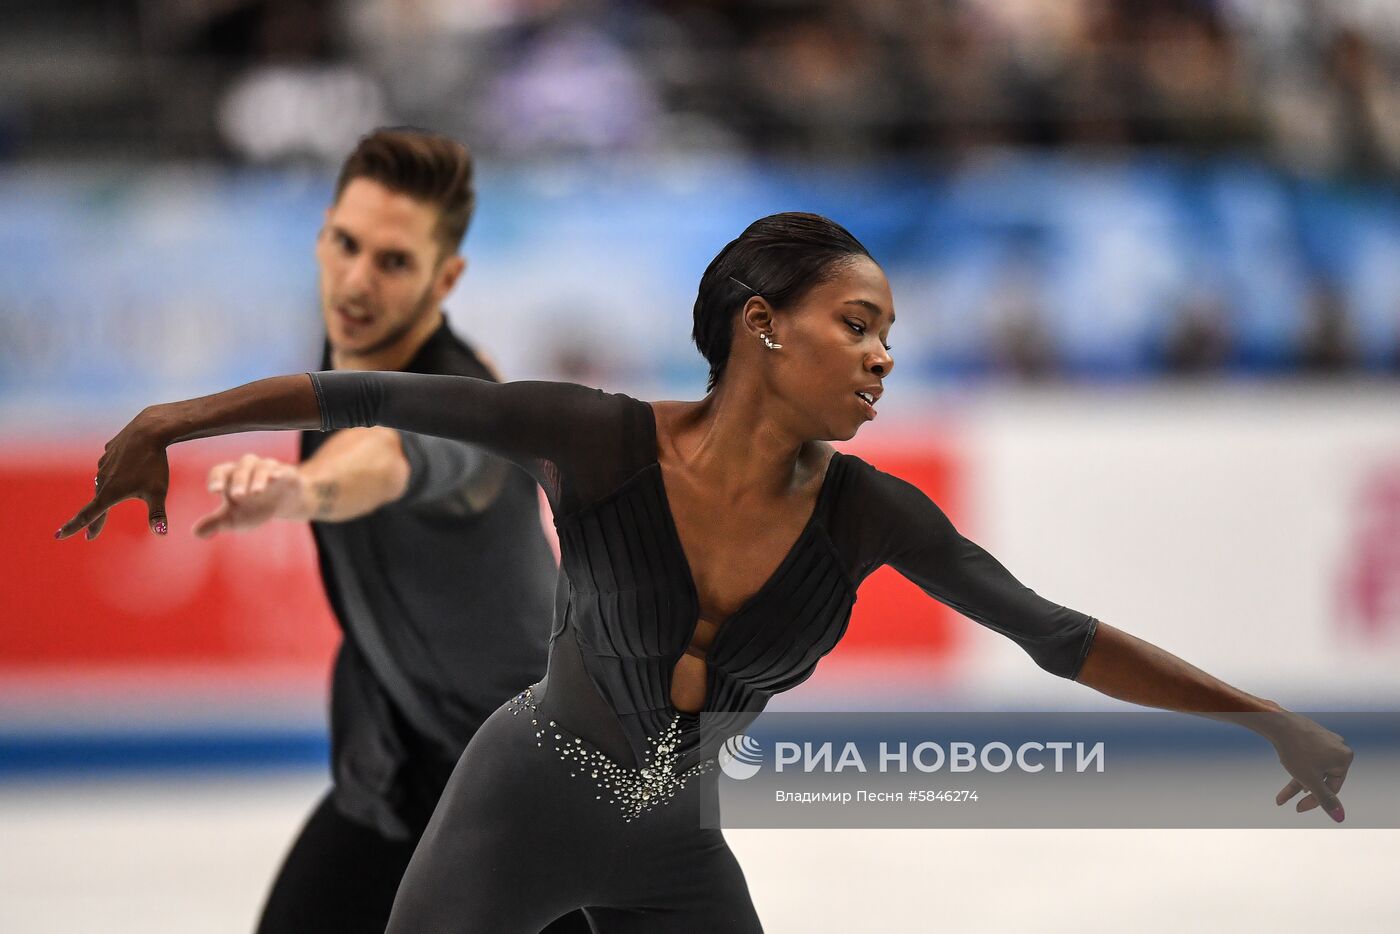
(192, 128, 587, 934)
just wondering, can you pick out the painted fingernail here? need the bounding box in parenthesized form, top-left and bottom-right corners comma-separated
(153, 520, 168, 535)
(54, 528, 62, 539)
(1330, 805, 1345, 822)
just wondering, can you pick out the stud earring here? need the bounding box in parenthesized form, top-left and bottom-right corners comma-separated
(760, 332, 782, 350)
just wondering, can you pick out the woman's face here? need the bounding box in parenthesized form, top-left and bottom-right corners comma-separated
(755, 255, 896, 441)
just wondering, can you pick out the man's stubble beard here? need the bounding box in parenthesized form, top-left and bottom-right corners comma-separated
(329, 276, 439, 364)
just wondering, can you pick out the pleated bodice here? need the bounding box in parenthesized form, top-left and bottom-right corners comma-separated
(546, 454, 857, 769)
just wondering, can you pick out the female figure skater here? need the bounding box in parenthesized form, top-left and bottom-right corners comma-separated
(59, 213, 1352, 933)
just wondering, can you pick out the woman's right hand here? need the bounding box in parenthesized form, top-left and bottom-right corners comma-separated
(56, 407, 173, 541)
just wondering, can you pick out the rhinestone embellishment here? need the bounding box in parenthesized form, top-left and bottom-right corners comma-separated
(507, 686, 716, 821)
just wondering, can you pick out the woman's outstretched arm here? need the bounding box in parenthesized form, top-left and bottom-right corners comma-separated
(1074, 621, 1353, 822)
(863, 461, 1354, 824)
(56, 370, 627, 541)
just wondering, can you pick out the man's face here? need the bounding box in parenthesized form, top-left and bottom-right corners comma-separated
(315, 177, 463, 358)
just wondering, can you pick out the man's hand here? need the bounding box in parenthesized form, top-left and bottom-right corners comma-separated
(193, 454, 308, 538)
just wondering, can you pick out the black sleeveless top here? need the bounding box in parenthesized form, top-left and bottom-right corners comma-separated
(309, 372, 1099, 772)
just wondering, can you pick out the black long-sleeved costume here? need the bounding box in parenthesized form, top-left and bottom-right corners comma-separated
(309, 370, 1099, 932)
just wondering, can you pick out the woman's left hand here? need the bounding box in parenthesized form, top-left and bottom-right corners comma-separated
(1268, 712, 1353, 822)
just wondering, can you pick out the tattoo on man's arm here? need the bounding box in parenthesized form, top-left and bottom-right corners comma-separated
(313, 480, 338, 519)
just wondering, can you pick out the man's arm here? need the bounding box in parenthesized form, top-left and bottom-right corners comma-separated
(296, 427, 411, 521)
(192, 428, 407, 535)
(193, 427, 504, 536)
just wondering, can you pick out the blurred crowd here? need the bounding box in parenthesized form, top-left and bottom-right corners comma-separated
(3, 0, 1400, 177)
(982, 273, 1395, 383)
(3, 0, 1399, 389)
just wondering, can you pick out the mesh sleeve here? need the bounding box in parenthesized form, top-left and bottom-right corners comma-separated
(308, 371, 652, 518)
(856, 461, 1098, 680)
(397, 432, 501, 511)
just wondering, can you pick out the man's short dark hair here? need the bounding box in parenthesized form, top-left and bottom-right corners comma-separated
(334, 127, 476, 257)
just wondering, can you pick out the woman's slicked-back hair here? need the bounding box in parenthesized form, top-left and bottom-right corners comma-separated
(692, 212, 871, 390)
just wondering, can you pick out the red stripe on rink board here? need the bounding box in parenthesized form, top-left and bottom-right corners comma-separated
(2, 435, 339, 671)
(2, 433, 967, 679)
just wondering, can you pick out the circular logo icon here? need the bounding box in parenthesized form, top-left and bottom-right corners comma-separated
(718, 734, 764, 780)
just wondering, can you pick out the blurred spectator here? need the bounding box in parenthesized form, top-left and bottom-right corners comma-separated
(990, 302, 1059, 380)
(985, 271, 1059, 381)
(1261, 22, 1400, 177)
(1161, 291, 1234, 376)
(207, 0, 390, 164)
(1392, 302, 1400, 376)
(736, 7, 904, 160)
(1134, 1, 1258, 150)
(1322, 28, 1400, 177)
(218, 66, 390, 164)
(480, 13, 662, 157)
(1298, 280, 1357, 374)
(906, 3, 1021, 152)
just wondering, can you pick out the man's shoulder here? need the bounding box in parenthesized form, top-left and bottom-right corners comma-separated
(408, 322, 496, 381)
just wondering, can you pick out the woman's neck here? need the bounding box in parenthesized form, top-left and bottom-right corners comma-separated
(665, 373, 814, 496)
